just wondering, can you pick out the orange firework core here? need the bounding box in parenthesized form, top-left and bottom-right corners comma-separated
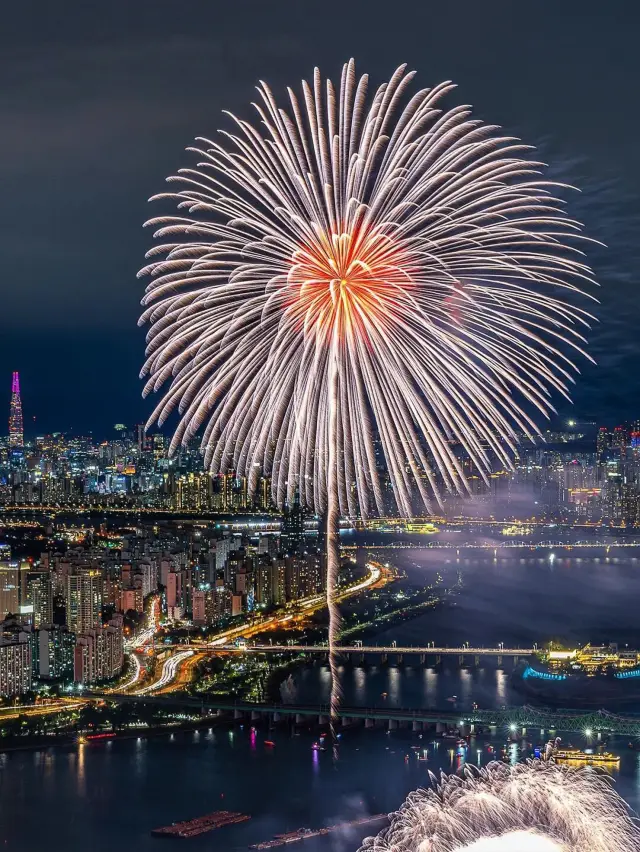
(286, 228, 411, 341)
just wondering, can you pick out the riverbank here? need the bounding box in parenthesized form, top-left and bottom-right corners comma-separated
(0, 717, 226, 756)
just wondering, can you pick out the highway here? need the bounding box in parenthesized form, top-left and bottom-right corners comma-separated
(0, 698, 87, 722)
(132, 650, 195, 695)
(106, 594, 162, 694)
(116, 651, 142, 692)
(120, 560, 389, 695)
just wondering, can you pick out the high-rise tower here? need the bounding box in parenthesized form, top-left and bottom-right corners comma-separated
(8, 372, 24, 448)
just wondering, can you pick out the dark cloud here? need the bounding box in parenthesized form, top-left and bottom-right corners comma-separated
(1, 0, 638, 434)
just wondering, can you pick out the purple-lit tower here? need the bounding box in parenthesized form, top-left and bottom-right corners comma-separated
(8, 372, 24, 447)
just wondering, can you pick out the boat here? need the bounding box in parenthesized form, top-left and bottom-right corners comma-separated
(553, 749, 620, 766)
(151, 810, 250, 838)
(249, 815, 388, 849)
(264, 741, 275, 747)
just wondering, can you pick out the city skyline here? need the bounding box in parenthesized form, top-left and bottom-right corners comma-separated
(3, 5, 640, 851)
(5, 370, 640, 446)
(5, 376, 640, 527)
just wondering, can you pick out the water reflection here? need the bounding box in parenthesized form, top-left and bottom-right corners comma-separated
(387, 668, 400, 704)
(495, 670, 507, 705)
(424, 667, 438, 708)
(353, 667, 366, 703)
(76, 744, 86, 796)
(459, 669, 472, 705)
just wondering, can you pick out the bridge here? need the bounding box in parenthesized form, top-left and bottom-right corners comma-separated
(226, 643, 531, 656)
(173, 643, 535, 661)
(100, 695, 640, 737)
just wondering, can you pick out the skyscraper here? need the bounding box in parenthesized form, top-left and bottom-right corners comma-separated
(281, 492, 306, 554)
(65, 568, 102, 634)
(8, 372, 24, 448)
(0, 561, 29, 621)
(38, 626, 75, 680)
(27, 571, 53, 629)
(0, 563, 20, 620)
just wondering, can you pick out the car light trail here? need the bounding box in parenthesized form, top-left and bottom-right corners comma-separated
(132, 650, 194, 696)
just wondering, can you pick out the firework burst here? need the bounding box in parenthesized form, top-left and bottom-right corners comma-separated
(138, 61, 596, 720)
(358, 761, 639, 852)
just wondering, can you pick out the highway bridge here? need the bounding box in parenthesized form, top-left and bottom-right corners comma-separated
(223, 643, 532, 656)
(164, 643, 535, 660)
(100, 695, 640, 737)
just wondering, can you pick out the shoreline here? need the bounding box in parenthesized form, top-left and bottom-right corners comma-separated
(0, 718, 225, 756)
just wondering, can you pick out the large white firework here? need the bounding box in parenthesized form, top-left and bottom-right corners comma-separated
(358, 761, 639, 852)
(138, 61, 595, 717)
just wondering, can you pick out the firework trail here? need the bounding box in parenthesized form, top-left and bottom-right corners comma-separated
(358, 760, 639, 852)
(138, 61, 596, 723)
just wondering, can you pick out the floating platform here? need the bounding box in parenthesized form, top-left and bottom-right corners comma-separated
(249, 814, 388, 848)
(152, 810, 250, 838)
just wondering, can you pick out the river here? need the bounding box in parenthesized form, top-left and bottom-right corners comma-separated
(4, 547, 640, 850)
(292, 547, 640, 709)
(3, 725, 640, 852)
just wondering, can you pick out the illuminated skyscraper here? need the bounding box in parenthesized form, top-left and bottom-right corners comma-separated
(65, 568, 102, 634)
(0, 561, 30, 621)
(281, 492, 306, 554)
(0, 563, 19, 620)
(27, 571, 53, 629)
(8, 372, 24, 448)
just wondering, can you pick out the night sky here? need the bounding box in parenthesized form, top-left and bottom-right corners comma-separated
(2, 1, 639, 438)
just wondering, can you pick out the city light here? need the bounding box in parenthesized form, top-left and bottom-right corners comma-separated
(2, 15, 639, 852)
(139, 61, 594, 723)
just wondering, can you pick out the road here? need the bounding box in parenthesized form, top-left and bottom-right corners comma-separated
(0, 698, 87, 722)
(202, 644, 534, 657)
(132, 650, 195, 695)
(124, 560, 389, 696)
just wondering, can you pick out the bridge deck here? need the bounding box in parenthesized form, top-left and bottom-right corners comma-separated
(213, 644, 533, 656)
(100, 694, 640, 735)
